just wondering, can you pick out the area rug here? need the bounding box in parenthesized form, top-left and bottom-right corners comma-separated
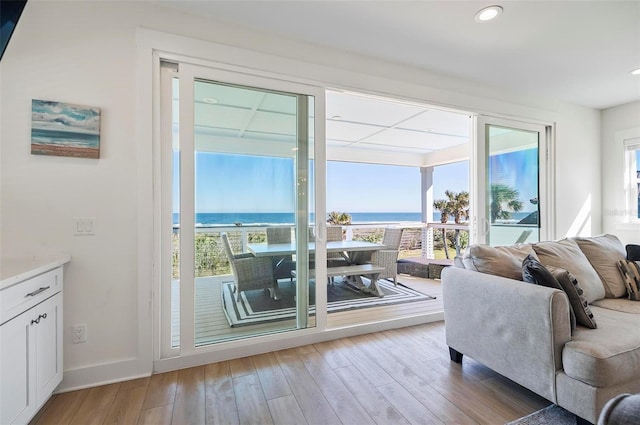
(506, 405, 577, 425)
(222, 278, 436, 327)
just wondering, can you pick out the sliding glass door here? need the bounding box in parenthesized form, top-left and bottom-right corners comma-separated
(160, 62, 323, 357)
(474, 116, 551, 246)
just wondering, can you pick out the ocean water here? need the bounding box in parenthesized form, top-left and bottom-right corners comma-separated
(174, 211, 534, 226)
(31, 128, 100, 148)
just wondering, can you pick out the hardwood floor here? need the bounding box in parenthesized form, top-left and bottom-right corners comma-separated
(31, 321, 550, 425)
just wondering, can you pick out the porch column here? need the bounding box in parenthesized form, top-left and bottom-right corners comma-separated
(420, 166, 434, 259)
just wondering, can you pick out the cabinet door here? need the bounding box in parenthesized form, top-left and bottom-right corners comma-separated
(35, 293, 63, 405)
(0, 311, 37, 425)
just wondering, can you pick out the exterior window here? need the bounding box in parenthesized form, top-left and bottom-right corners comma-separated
(624, 139, 640, 221)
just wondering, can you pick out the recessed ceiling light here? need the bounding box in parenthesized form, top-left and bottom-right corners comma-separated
(202, 97, 218, 104)
(331, 115, 343, 120)
(475, 5, 503, 22)
(631, 68, 640, 75)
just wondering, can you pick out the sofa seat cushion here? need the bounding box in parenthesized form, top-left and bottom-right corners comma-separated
(562, 306, 640, 388)
(533, 239, 606, 303)
(592, 298, 640, 314)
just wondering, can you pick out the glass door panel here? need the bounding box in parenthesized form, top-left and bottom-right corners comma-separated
(475, 116, 550, 246)
(165, 63, 319, 354)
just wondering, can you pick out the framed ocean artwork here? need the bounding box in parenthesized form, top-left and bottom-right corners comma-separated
(31, 99, 100, 159)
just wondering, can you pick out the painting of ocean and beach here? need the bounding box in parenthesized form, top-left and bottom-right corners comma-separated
(31, 99, 100, 159)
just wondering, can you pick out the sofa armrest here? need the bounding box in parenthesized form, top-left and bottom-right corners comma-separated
(442, 267, 572, 402)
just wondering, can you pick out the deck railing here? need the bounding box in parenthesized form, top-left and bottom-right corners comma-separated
(172, 222, 476, 278)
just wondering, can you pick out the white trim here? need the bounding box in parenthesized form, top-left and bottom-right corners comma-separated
(58, 358, 151, 392)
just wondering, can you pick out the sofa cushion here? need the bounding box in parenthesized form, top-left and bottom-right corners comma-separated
(562, 306, 640, 388)
(592, 298, 640, 314)
(522, 255, 577, 333)
(532, 239, 606, 303)
(547, 266, 597, 329)
(461, 243, 537, 280)
(574, 234, 627, 298)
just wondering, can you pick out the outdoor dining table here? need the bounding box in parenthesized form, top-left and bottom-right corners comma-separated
(246, 240, 387, 296)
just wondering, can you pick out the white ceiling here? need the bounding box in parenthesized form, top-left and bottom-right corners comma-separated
(185, 79, 471, 161)
(164, 0, 640, 110)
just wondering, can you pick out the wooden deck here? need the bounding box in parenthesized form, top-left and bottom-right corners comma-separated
(172, 274, 443, 346)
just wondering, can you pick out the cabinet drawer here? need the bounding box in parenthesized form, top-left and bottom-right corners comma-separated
(0, 268, 62, 325)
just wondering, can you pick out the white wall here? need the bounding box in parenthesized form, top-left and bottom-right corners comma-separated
(601, 100, 640, 245)
(0, 1, 603, 389)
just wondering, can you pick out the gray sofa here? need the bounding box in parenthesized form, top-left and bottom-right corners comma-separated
(442, 234, 640, 424)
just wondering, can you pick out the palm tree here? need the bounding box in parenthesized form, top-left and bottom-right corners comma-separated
(490, 184, 523, 223)
(433, 190, 469, 258)
(327, 211, 352, 225)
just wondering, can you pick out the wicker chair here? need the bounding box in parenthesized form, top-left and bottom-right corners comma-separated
(221, 232, 276, 301)
(370, 228, 404, 285)
(266, 226, 296, 284)
(326, 225, 348, 265)
(326, 225, 348, 284)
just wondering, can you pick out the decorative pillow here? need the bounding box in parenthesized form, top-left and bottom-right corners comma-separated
(574, 234, 627, 298)
(626, 244, 640, 261)
(522, 255, 576, 333)
(616, 260, 640, 301)
(546, 266, 597, 329)
(463, 243, 538, 281)
(532, 239, 605, 303)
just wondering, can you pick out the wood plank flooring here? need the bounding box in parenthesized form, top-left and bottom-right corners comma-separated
(31, 321, 551, 425)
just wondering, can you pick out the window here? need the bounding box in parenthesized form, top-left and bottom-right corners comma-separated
(624, 137, 640, 221)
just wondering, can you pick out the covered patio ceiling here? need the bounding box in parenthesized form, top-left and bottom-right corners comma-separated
(177, 81, 472, 168)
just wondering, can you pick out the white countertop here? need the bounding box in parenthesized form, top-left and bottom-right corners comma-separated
(1, 256, 71, 290)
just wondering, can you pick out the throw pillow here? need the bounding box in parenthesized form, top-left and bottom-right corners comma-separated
(522, 255, 576, 333)
(626, 244, 640, 261)
(546, 266, 597, 329)
(463, 243, 538, 281)
(574, 234, 627, 298)
(616, 260, 640, 301)
(532, 239, 606, 303)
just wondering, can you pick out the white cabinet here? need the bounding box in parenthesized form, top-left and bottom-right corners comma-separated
(1, 260, 67, 425)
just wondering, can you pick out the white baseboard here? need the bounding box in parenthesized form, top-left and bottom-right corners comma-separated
(57, 357, 152, 393)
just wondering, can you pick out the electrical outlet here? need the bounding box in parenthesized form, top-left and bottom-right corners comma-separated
(72, 324, 87, 343)
(73, 217, 95, 236)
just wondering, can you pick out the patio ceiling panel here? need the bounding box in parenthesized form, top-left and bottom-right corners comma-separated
(326, 91, 424, 126)
(194, 103, 248, 131)
(247, 110, 297, 136)
(363, 128, 467, 151)
(179, 83, 473, 167)
(326, 119, 382, 142)
(400, 109, 471, 137)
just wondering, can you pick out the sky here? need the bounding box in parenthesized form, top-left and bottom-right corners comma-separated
(176, 152, 475, 213)
(174, 150, 540, 214)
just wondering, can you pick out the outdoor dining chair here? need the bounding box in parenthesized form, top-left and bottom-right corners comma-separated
(369, 228, 404, 286)
(326, 225, 349, 284)
(221, 232, 277, 301)
(266, 226, 296, 285)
